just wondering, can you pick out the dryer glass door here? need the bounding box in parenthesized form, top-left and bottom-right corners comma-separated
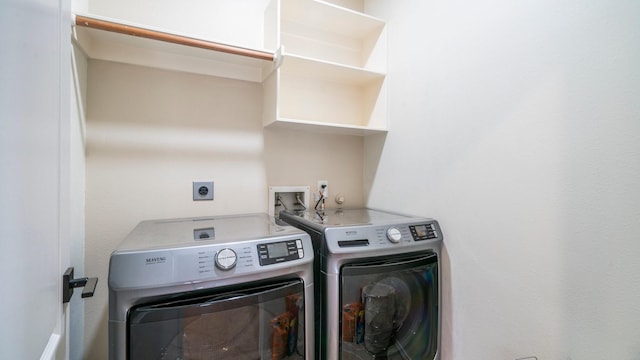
(340, 253, 438, 360)
(127, 280, 305, 360)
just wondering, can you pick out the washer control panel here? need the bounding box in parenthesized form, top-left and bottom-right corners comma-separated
(257, 239, 304, 266)
(386, 227, 402, 243)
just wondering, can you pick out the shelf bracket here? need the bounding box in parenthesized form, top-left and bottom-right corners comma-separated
(274, 46, 285, 70)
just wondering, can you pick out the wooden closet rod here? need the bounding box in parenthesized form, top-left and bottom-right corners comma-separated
(74, 14, 275, 62)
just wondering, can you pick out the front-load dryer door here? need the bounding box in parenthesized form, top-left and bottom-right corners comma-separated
(127, 280, 305, 360)
(340, 253, 438, 360)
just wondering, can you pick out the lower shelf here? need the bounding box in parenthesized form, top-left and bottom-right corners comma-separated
(263, 55, 388, 136)
(264, 117, 387, 136)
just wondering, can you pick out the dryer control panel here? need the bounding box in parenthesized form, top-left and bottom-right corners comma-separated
(322, 220, 442, 256)
(409, 223, 438, 241)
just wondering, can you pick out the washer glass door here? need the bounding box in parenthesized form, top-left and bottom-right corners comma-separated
(128, 280, 305, 360)
(340, 253, 438, 360)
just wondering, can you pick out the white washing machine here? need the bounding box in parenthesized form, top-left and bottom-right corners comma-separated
(280, 208, 442, 360)
(108, 213, 314, 360)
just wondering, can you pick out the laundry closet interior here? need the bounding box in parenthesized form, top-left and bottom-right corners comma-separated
(63, 0, 640, 359)
(75, 0, 389, 358)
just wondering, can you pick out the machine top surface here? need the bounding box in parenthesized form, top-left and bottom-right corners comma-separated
(281, 208, 430, 230)
(114, 212, 306, 252)
(109, 213, 313, 290)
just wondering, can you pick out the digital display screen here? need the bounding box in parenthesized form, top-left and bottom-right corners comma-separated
(266, 242, 289, 258)
(414, 225, 429, 237)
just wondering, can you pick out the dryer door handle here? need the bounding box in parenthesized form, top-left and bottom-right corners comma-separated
(342, 252, 437, 276)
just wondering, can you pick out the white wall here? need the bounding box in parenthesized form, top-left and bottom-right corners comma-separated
(365, 0, 640, 359)
(83, 60, 364, 358)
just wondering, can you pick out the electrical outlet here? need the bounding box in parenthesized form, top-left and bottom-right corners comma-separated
(193, 181, 214, 201)
(317, 180, 329, 198)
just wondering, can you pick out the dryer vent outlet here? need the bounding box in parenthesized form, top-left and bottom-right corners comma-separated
(193, 181, 214, 201)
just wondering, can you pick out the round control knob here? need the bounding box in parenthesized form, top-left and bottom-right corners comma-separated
(386, 227, 402, 243)
(215, 248, 237, 271)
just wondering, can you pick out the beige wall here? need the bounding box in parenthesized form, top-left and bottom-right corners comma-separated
(84, 60, 364, 358)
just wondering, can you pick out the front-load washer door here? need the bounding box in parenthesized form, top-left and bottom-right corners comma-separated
(127, 280, 305, 360)
(339, 253, 438, 360)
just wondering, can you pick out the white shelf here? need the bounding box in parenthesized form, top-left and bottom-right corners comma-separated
(281, 54, 384, 84)
(72, 12, 277, 83)
(265, 117, 387, 136)
(282, 0, 384, 37)
(280, 0, 385, 70)
(72, 4, 388, 136)
(263, 0, 388, 136)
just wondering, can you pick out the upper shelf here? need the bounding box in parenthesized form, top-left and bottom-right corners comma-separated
(262, 0, 388, 136)
(72, 12, 279, 83)
(281, 0, 384, 39)
(279, 0, 386, 70)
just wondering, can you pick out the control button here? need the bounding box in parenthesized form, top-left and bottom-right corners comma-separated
(215, 248, 237, 271)
(386, 227, 402, 243)
(298, 249, 304, 258)
(296, 239, 303, 249)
